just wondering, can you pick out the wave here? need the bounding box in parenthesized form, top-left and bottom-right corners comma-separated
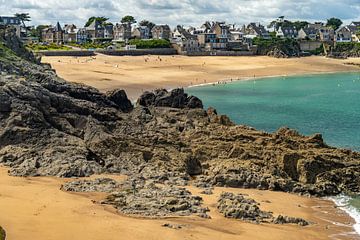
(330, 195, 360, 236)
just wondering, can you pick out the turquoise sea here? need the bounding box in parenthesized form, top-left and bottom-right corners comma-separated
(186, 72, 360, 235)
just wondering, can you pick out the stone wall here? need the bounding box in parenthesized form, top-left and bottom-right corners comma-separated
(36, 50, 96, 57)
(186, 51, 255, 56)
(299, 41, 323, 51)
(97, 48, 177, 56)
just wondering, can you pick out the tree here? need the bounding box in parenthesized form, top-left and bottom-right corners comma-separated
(121, 15, 136, 24)
(85, 16, 109, 27)
(139, 20, 155, 30)
(326, 18, 343, 30)
(14, 13, 31, 27)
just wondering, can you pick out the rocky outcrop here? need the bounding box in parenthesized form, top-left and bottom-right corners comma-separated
(217, 192, 273, 223)
(217, 192, 309, 226)
(1, 26, 360, 199)
(137, 88, 203, 109)
(102, 179, 210, 218)
(0, 226, 5, 240)
(61, 178, 121, 193)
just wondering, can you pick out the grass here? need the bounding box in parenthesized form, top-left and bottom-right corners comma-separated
(25, 43, 72, 51)
(0, 226, 5, 240)
(128, 39, 171, 49)
(0, 41, 20, 62)
(68, 42, 113, 50)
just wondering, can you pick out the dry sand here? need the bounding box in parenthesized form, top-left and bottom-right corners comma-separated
(42, 55, 360, 100)
(0, 167, 357, 240)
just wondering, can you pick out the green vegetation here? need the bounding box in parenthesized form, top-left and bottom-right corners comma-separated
(68, 42, 112, 50)
(334, 42, 360, 52)
(85, 16, 109, 27)
(25, 43, 72, 51)
(0, 40, 20, 61)
(0, 226, 5, 240)
(253, 37, 300, 56)
(121, 15, 136, 24)
(14, 13, 31, 27)
(269, 18, 309, 31)
(139, 19, 155, 30)
(128, 39, 171, 49)
(326, 17, 343, 30)
(28, 25, 49, 40)
(309, 45, 325, 55)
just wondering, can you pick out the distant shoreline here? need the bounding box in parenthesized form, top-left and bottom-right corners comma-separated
(42, 55, 360, 101)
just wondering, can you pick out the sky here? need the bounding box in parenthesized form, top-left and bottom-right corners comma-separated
(1, 0, 360, 27)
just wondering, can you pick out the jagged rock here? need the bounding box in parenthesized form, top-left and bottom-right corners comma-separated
(218, 192, 310, 226)
(106, 89, 133, 112)
(217, 192, 273, 222)
(273, 215, 309, 226)
(137, 88, 203, 109)
(61, 178, 121, 193)
(162, 223, 186, 229)
(0, 26, 360, 198)
(0, 226, 5, 240)
(103, 181, 209, 218)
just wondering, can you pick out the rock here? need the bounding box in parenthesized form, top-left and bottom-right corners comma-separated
(106, 89, 133, 112)
(161, 223, 186, 229)
(1, 26, 360, 199)
(217, 192, 273, 223)
(137, 88, 203, 109)
(273, 215, 310, 226)
(61, 178, 120, 193)
(103, 180, 209, 218)
(0, 226, 5, 240)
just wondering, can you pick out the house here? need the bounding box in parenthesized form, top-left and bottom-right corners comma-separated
(104, 24, 114, 39)
(151, 25, 171, 40)
(86, 20, 104, 41)
(113, 23, 131, 42)
(298, 26, 318, 40)
(171, 25, 200, 53)
(318, 26, 334, 42)
(347, 25, 360, 42)
(0, 16, 22, 37)
(276, 26, 298, 39)
(349, 21, 360, 27)
(63, 24, 77, 43)
(41, 22, 64, 44)
(244, 23, 270, 39)
(132, 26, 151, 39)
(335, 26, 353, 42)
(76, 28, 90, 43)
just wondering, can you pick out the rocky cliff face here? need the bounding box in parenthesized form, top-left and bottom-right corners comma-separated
(0, 27, 360, 198)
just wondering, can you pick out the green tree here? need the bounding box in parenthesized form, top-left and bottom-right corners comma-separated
(121, 15, 136, 24)
(139, 20, 155, 30)
(85, 16, 109, 27)
(14, 13, 31, 27)
(326, 18, 343, 30)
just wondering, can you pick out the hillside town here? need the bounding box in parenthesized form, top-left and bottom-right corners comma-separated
(1, 14, 360, 56)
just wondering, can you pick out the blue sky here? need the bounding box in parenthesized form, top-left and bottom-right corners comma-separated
(1, 0, 359, 27)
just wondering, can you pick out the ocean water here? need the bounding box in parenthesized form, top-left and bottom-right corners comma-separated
(186, 72, 360, 235)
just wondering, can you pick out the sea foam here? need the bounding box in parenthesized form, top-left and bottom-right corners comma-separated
(331, 195, 360, 236)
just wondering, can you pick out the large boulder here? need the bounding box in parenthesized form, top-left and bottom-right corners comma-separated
(137, 88, 203, 109)
(106, 89, 133, 112)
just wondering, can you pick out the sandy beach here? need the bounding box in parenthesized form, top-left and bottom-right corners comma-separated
(42, 55, 360, 100)
(0, 166, 357, 240)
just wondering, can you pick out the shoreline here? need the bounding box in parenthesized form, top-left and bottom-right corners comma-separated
(0, 166, 356, 240)
(42, 55, 360, 100)
(186, 70, 360, 89)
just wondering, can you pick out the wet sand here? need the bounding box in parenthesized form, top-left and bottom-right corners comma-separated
(0, 167, 356, 240)
(42, 55, 360, 100)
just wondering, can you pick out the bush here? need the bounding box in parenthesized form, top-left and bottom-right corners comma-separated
(128, 39, 171, 49)
(253, 37, 300, 56)
(26, 43, 71, 51)
(0, 226, 5, 240)
(69, 42, 112, 50)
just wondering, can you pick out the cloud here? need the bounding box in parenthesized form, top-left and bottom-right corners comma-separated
(1, 0, 359, 27)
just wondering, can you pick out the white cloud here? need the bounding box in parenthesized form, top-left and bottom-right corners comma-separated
(1, 0, 359, 27)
